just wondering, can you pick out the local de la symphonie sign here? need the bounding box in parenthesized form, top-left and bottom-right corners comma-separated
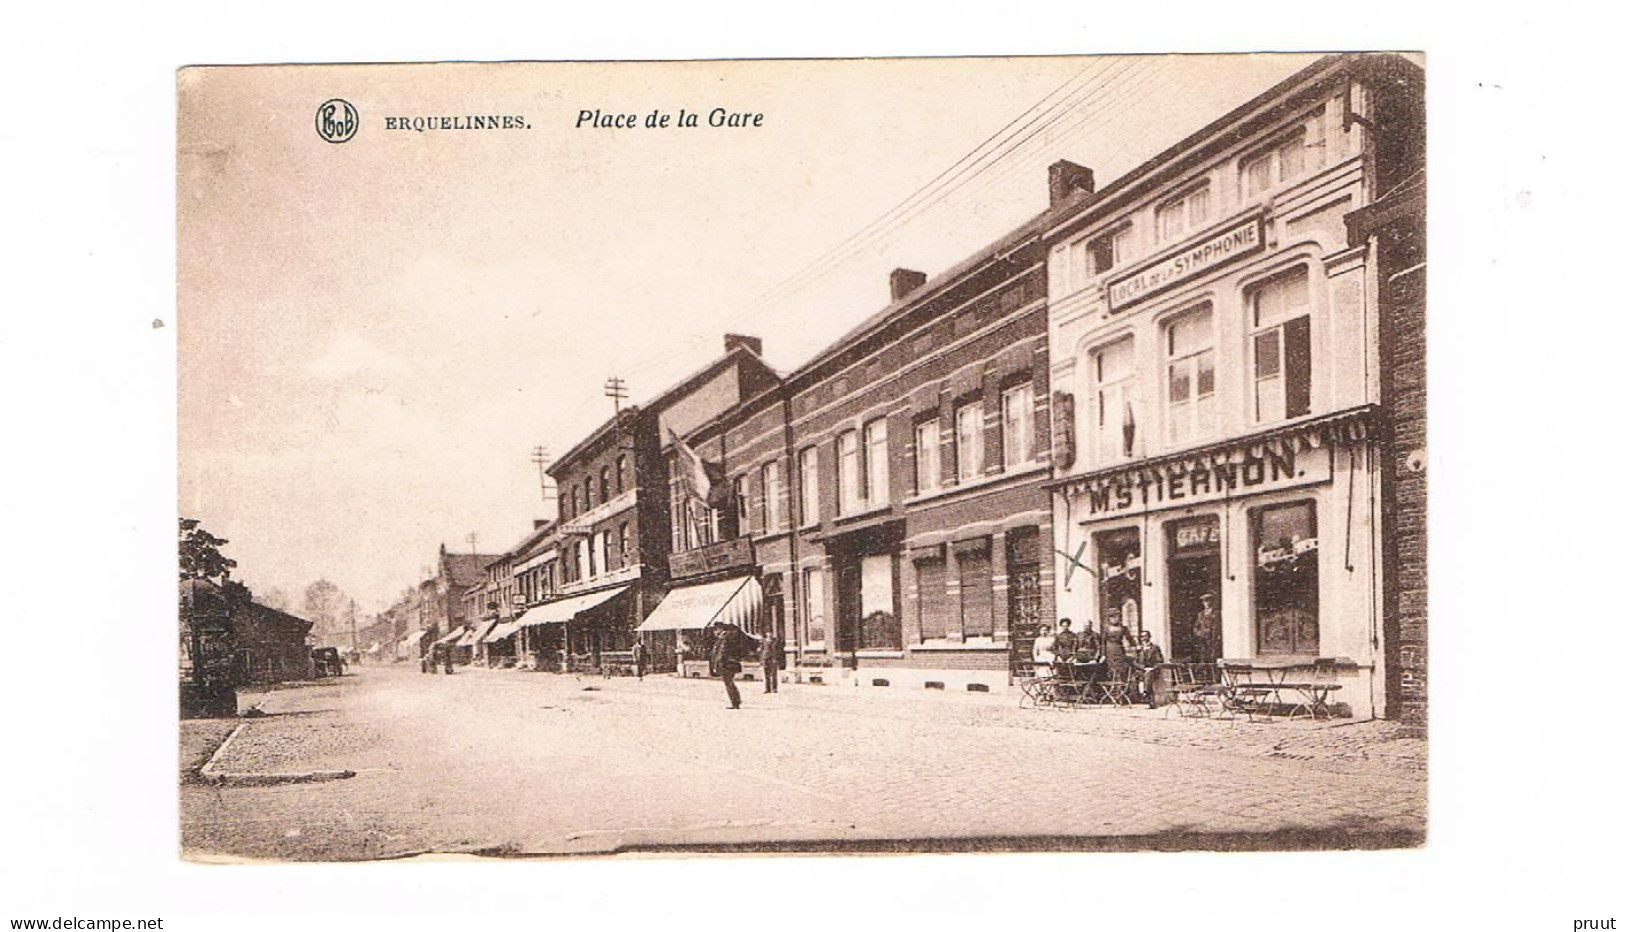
(1107, 214, 1264, 312)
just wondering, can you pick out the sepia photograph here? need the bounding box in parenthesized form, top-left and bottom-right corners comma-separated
(175, 52, 1427, 861)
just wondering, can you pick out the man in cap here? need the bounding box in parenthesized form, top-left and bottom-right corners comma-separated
(1192, 592, 1222, 664)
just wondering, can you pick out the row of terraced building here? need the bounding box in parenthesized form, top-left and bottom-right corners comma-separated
(394, 54, 1427, 725)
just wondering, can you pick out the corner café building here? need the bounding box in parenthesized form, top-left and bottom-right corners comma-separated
(1044, 54, 1422, 720)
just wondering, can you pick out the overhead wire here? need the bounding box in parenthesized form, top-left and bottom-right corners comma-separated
(723, 57, 1178, 334)
(742, 57, 1145, 313)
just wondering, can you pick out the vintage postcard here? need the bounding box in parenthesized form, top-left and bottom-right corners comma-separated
(177, 52, 1426, 860)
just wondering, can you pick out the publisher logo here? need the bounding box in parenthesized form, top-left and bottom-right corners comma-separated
(315, 99, 359, 144)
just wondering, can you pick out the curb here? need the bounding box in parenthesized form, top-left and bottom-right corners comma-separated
(198, 720, 356, 787)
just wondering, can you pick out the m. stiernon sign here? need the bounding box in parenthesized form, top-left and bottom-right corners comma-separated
(1075, 445, 1331, 517)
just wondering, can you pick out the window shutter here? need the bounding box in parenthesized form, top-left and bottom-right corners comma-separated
(958, 550, 994, 638)
(1284, 315, 1312, 418)
(916, 559, 948, 641)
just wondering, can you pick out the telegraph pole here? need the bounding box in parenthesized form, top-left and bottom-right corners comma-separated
(531, 445, 556, 519)
(347, 598, 359, 654)
(604, 376, 628, 414)
(465, 532, 480, 554)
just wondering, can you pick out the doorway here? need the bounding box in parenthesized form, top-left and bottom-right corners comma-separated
(1166, 516, 1222, 662)
(836, 562, 862, 654)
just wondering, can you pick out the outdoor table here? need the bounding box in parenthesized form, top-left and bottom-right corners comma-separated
(1219, 658, 1342, 720)
(1055, 660, 1109, 705)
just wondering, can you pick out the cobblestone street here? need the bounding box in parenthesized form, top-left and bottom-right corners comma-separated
(182, 664, 1425, 860)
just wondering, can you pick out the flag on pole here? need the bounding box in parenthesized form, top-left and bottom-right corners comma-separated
(670, 428, 712, 502)
(669, 428, 731, 508)
(1121, 396, 1137, 455)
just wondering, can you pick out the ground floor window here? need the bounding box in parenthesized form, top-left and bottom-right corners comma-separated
(1252, 500, 1320, 654)
(762, 573, 784, 643)
(857, 553, 900, 649)
(1095, 527, 1142, 637)
(802, 566, 826, 645)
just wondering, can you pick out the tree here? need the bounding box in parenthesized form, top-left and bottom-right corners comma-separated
(303, 579, 348, 641)
(258, 587, 291, 612)
(179, 517, 237, 583)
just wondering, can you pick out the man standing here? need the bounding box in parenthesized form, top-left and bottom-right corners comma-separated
(1192, 592, 1222, 664)
(631, 635, 646, 680)
(759, 629, 781, 694)
(1078, 620, 1102, 661)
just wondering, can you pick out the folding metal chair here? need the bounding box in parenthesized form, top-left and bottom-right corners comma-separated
(1096, 664, 1134, 707)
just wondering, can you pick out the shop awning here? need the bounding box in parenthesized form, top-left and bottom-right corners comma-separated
(515, 585, 630, 628)
(460, 621, 498, 646)
(483, 620, 523, 643)
(399, 630, 427, 648)
(432, 626, 467, 647)
(636, 576, 761, 633)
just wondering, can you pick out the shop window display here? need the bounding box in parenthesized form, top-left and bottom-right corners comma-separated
(1095, 527, 1142, 638)
(1252, 501, 1319, 655)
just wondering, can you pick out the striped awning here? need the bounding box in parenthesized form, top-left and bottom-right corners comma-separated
(515, 585, 630, 628)
(636, 575, 761, 634)
(482, 620, 523, 643)
(460, 621, 498, 646)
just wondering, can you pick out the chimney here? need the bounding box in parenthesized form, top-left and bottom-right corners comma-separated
(890, 268, 927, 301)
(533, 519, 547, 530)
(724, 333, 763, 357)
(1048, 159, 1095, 205)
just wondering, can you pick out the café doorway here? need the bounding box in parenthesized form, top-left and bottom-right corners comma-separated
(1166, 516, 1222, 662)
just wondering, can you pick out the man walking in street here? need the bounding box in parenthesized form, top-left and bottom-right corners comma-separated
(709, 621, 756, 710)
(759, 628, 781, 694)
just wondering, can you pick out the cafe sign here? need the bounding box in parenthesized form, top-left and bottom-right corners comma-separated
(669, 536, 755, 580)
(1073, 445, 1331, 518)
(1107, 214, 1265, 312)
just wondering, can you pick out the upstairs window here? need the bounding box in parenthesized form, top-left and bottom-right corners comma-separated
(763, 461, 783, 532)
(1240, 112, 1325, 200)
(615, 455, 628, 495)
(1166, 307, 1217, 445)
(734, 474, 750, 533)
(1249, 267, 1313, 423)
(1157, 185, 1211, 243)
(864, 418, 889, 508)
(1092, 337, 1137, 462)
(836, 430, 861, 516)
(955, 400, 985, 482)
(914, 419, 940, 494)
(797, 446, 820, 526)
(1085, 224, 1133, 277)
(1001, 382, 1035, 469)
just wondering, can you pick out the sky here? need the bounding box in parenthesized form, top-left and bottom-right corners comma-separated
(177, 53, 1320, 616)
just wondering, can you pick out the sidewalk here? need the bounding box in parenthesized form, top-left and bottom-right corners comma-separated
(463, 664, 1427, 781)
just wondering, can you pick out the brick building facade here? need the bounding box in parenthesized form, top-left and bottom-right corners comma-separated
(1043, 53, 1423, 720)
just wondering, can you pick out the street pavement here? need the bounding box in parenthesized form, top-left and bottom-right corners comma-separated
(181, 663, 1425, 860)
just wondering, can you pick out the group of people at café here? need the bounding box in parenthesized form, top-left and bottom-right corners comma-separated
(1030, 613, 1165, 707)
